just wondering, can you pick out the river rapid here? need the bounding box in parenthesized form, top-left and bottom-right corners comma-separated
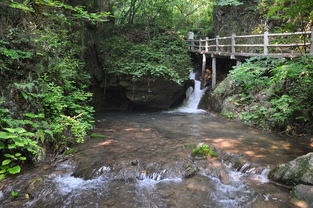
(0, 74, 312, 208)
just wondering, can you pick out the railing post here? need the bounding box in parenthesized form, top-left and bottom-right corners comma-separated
(310, 27, 313, 55)
(199, 38, 202, 53)
(264, 31, 269, 55)
(231, 33, 236, 59)
(205, 37, 209, 53)
(212, 55, 217, 89)
(191, 40, 194, 51)
(201, 54, 207, 89)
(215, 35, 219, 52)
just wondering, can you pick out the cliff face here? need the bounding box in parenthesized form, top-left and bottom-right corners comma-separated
(212, 0, 264, 37)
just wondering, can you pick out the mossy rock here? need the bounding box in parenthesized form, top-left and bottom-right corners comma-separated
(269, 152, 313, 185)
(291, 184, 313, 208)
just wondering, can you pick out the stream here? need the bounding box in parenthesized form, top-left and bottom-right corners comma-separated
(0, 74, 312, 208)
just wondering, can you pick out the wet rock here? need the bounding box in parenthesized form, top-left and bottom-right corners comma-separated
(269, 152, 313, 185)
(183, 163, 198, 178)
(199, 77, 238, 112)
(26, 176, 43, 198)
(105, 75, 193, 110)
(291, 184, 313, 208)
(34, 148, 46, 163)
(219, 170, 230, 185)
(131, 160, 139, 166)
(2, 200, 27, 208)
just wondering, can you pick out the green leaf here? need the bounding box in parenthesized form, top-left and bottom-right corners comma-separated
(0, 132, 13, 139)
(8, 166, 21, 174)
(22, 132, 35, 137)
(2, 159, 11, 166)
(18, 157, 27, 161)
(44, 129, 54, 138)
(4, 128, 26, 134)
(0, 142, 5, 150)
(4, 153, 15, 159)
(8, 144, 17, 149)
(15, 153, 22, 157)
(0, 174, 6, 181)
(10, 191, 19, 197)
(24, 113, 45, 119)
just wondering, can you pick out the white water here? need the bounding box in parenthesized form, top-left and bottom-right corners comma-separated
(172, 72, 206, 113)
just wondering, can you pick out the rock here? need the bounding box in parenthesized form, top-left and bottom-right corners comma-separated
(199, 77, 238, 112)
(269, 152, 313, 185)
(26, 176, 43, 197)
(183, 163, 198, 178)
(105, 75, 193, 110)
(131, 160, 139, 166)
(291, 184, 313, 208)
(219, 170, 230, 185)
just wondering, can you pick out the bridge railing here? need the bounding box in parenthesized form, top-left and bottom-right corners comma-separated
(188, 29, 313, 58)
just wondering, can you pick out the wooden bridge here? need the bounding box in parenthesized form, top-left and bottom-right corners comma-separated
(188, 29, 313, 89)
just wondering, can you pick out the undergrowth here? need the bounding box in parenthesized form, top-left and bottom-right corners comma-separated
(215, 56, 313, 135)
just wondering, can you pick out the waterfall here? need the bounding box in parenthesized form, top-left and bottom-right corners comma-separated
(173, 72, 206, 113)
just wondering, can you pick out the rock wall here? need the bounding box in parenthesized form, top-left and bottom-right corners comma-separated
(212, 0, 264, 37)
(97, 75, 193, 111)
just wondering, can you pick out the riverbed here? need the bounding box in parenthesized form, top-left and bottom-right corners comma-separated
(0, 110, 312, 208)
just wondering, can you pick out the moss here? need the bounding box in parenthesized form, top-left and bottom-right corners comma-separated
(90, 133, 107, 139)
(191, 144, 218, 157)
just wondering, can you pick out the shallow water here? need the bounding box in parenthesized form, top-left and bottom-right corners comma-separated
(0, 111, 312, 208)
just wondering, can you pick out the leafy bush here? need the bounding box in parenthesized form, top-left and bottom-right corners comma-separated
(0, 3, 97, 179)
(216, 56, 313, 134)
(0, 103, 41, 180)
(101, 32, 193, 84)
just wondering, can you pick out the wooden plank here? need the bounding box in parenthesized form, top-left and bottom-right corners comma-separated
(212, 56, 216, 89)
(269, 43, 310, 47)
(208, 51, 305, 58)
(201, 54, 207, 89)
(217, 36, 231, 40)
(235, 44, 264, 47)
(216, 35, 219, 52)
(205, 37, 209, 53)
(217, 44, 232, 47)
(268, 31, 311, 36)
(236, 34, 264, 38)
(264, 31, 269, 55)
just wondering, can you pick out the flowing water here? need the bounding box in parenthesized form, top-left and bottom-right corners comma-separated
(172, 72, 206, 114)
(0, 74, 312, 208)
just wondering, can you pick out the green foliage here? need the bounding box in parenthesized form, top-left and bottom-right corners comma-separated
(0, 105, 41, 180)
(217, 56, 313, 134)
(10, 191, 19, 197)
(111, 0, 214, 33)
(191, 144, 218, 157)
(90, 133, 108, 139)
(102, 32, 192, 84)
(216, 0, 243, 6)
(0, 0, 96, 178)
(8, 0, 110, 23)
(63, 148, 77, 155)
(258, 0, 313, 30)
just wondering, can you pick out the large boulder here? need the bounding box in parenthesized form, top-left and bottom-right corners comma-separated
(199, 76, 238, 112)
(269, 152, 313, 185)
(291, 184, 313, 208)
(105, 75, 193, 110)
